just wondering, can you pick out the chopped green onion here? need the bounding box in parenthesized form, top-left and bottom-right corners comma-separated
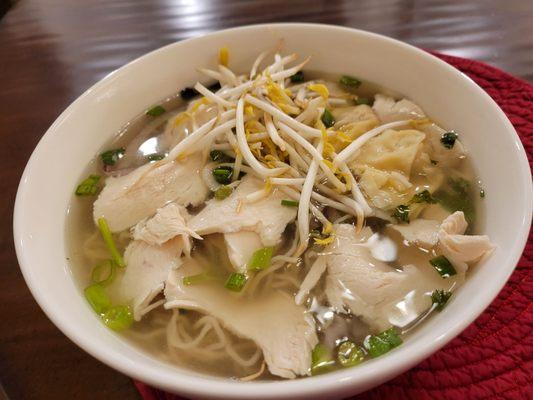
(321, 109, 335, 128)
(224, 273, 247, 292)
(182, 272, 211, 286)
(91, 260, 117, 286)
(146, 153, 165, 162)
(180, 87, 199, 100)
(392, 205, 410, 223)
(75, 175, 101, 196)
(84, 283, 111, 314)
(100, 148, 125, 166)
(215, 185, 233, 200)
(441, 131, 458, 149)
(146, 105, 167, 117)
(411, 190, 436, 204)
(364, 327, 402, 358)
(430, 159, 438, 165)
(290, 71, 304, 83)
(247, 247, 274, 271)
(210, 150, 232, 162)
(429, 255, 457, 278)
(431, 289, 452, 311)
(355, 97, 371, 105)
(97, 217, 125, 268)
(340, 75, 362, 88)
(281, 199, 299, 207)
(480, 188, 485, 198)
(146, 105, 166, 117)
(311, 343, 336, 375)
(212, 166, 233, 184)
(101, 305, 133, 331)
(337, 341, 365, 367)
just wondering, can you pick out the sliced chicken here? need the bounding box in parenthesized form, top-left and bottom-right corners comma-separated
(188, 176, 297, 246)
(164, 259, 318, 379)
(325, 224, 429, 331)
(372, 94, 426, 123)
(438, 211, 495, 273)
(389, 219, 441, 248)
(133, 202, 200, 255)
(109, 237, 183, 321)
(224, 231, 263, 272)
(94, 153, 208, 232)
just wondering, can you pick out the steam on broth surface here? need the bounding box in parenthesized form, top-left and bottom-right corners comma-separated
(67, 48, 494, 380)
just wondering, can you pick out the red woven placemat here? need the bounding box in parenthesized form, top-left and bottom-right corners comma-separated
(134, 53, 533, 400)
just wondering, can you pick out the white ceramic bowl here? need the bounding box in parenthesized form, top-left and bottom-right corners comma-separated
(14, 24, 532, 399)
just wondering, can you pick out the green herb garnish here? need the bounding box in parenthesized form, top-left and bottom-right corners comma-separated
(91, 260, 117, 287)
(364, 328, 402, 358)
(146, 105, 166, 117)
(75, 174, 101, 196)
(321, 109, 335, 128)
(441, 131, 458, 149)
(224, 273, 247, 292)
(247, 247, 274, 271)
(100, 148, 125, 166)
(146, 153, 165, 162)
(337, 341, 365, 367)
(97, 217, 125, 268)
(214, 185, 233, 200)
(84, 283, 112, 315)
(85, 276, 132, 331)
(392, 205, 410, 223)
(212, 166, 233, 184)
(411, 190, 437, 204)
(431, 289, 452, 311)
(281, 199, 299, 207)
(429, 255, 457, 278)
(339, 75, 362, 88)
(101, 305, 133, 331)
(290, 71, 304, 83)
(311, 343, 336, 375)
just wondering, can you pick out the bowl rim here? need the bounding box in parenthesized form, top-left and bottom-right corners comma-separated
(13, 22, 533, 399)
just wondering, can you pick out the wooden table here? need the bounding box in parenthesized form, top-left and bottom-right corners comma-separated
(0, 1, 531, 399)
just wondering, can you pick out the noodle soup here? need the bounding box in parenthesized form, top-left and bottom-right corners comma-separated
(67, 48, 494, 380)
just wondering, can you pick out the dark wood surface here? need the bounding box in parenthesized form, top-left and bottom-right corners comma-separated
(0, 1, 531, 399)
